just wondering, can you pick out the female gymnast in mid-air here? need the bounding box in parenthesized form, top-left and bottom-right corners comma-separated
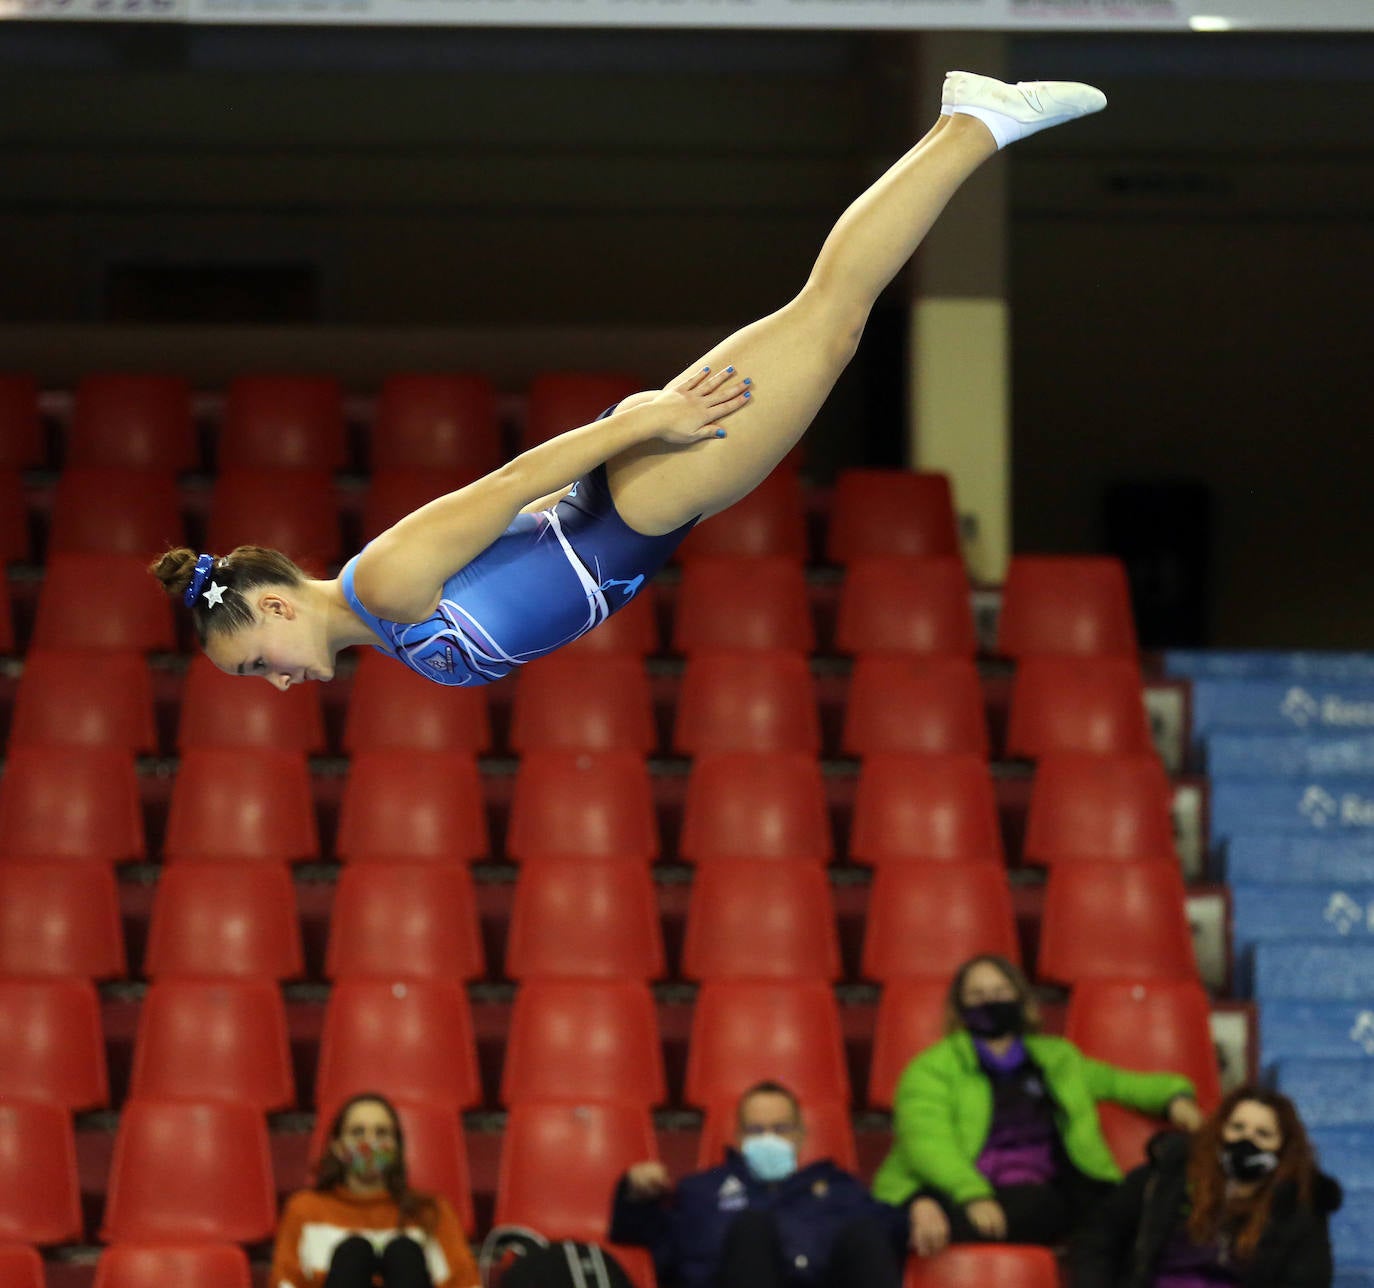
(153, 72, 1106, 688)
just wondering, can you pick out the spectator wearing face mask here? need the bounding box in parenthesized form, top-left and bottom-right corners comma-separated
(271, 1092, 479, 1288)
(609, 1080, 913, 1288)
(1072, 1085, 1341, 1287)
(873, 955, 1206, 1256)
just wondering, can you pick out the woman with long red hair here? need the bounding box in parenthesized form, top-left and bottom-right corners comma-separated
(1072, 1085, 1342, 1288)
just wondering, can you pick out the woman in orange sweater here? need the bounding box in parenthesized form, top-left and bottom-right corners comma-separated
(272, 1093, 480, 1288)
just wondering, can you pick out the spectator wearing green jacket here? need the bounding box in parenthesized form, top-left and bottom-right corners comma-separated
(872, 955, 1205, 1257)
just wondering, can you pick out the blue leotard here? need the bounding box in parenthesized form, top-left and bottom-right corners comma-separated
(340, 461, 694, 687)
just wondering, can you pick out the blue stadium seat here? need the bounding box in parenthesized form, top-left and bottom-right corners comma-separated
(1275, 1058, 1374, 1125)
(1210, 781, 1374, 845)
(1189, 679, 1374, 738)
(1254, 944, 1374, 1000)
(1164, 651, 1374, 682)
(1225, 834, 1374, 885)
(1233, 884, 1374, 992)
(1258, 1001, 1374, 1067)
(1206, 732, 1374, 779)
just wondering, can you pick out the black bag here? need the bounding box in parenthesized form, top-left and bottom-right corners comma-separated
(479, 1225, 635, 1288)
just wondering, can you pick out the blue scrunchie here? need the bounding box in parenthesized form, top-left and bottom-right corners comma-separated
(184, 553, 216, 607)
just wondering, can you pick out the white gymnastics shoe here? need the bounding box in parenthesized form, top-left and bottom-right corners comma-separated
(940, 70, 1107, 149)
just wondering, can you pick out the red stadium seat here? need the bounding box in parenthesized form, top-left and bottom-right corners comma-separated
(163, 748, 318, 863)
(177, 654, 326, 753)
(506, 750, 657, 864)
(326, 862, 484, 983)
(675, 467, 807, 563)
(94, 1244, 254, 1288)
(0, 747, 144, 863)
(862, 862, 1020, 982)
(308, 1098, 476, 1235)
(680, 751, 831, 865)
(144, 861, 303, 981)
(1065, 977, 1221, 1109)
(316, 978, 481, 1113)
(220, 374, 346, 471)
(129, 979, 294, 1112)
(9, 650, 156, 754)
(1024, 752, 1177, 866)
(522, 372, 640, 451)
(496, 1101, 657, 1275)
(359, 467, 471, 543)
(905, 1245, 1059, 1288)
(1095, 1104, 1164, 1174)
(0, 860, 126, 979)
(0, 470, 26, 564)
(696, 1097, 856, 1172)
(562, 586, 661, 660)
(48, 468, 185, 559)
(0, 1245, 45, 1288)
(336, 750, 488, 864)
(842, 657, 988, 759)
(1038, 861, 1198, 985)
(372, 372, 501, 476)
(506, 858, 665, 981)
(672, 556, 815, 655)
(686, 980, 848, 1108)
(826, 469, 959, 564)
(674, 651, 819, 756)
(0, 1101, 82, 1244)
(0, 977, 107, 1110)
(997, 556, 1137, 659)
(0, 568, 13, 654)
(867, 977, 949, 1110)
(207, 468, 342, 569)
(0, 373, 42, 468)
(68, 373, 196, 473)
(835, 555, 976, 658)
(850, 753, 1003, 867)
(1006, 657, 1153, 760)
(30, 555, 176, 653)
(683, 861, 839, 981)
(510, 656, 656, 755)
(500, 980, 665, 1108)
(101, 1099, 276, 1243)
(343, 648, 492, 754)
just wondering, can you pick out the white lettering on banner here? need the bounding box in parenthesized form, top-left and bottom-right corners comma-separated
(1341, 795, 1374, 827)
(1281, 687, 1321, 727)
(1350, 1011, 1374, 1056)
(1300, 787, 1340, 828)
(1323, 891, 1365, 936)
(1322, 697, 1374, 728)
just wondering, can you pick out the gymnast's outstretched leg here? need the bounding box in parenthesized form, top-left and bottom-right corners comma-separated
(605, 71, 1106, 536)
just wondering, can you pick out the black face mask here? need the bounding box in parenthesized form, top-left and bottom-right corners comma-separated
(960, 1000, 1025, 1039)
(1220, 1138, 1280, 1183)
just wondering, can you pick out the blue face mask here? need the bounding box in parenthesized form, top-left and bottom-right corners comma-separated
(740, 1132, 798, 1182)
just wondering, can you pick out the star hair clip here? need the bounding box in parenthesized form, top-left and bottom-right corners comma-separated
(202, 582, 226, 609)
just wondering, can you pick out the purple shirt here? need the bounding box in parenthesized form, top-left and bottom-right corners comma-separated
(1153, 1225, 1240, 1287)
(972, 1039, 1060, 1187)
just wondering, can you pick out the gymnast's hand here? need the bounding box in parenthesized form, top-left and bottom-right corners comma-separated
(649, 363, 753, 445)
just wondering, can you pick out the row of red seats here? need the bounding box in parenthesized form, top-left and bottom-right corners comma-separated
(0, 744, 1177, 867)
(0, 1242, 1064, 1288)
(2, 499, 1137, 660)
(3, 649, 1155, 761)
(0, 370, 636, 473)
(0, 970, 1219, 1121)
(0, 855, 1198, 986)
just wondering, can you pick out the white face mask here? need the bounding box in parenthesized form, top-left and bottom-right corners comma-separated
(740, 1132, 798, 1182)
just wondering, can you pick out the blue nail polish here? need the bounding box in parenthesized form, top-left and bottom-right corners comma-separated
(744, 390, 751, 398)
(702, 366, 710, 374)
(726, 366, 735, 374)
(716, 429, 727, 438)
(743, 377, 752, 386)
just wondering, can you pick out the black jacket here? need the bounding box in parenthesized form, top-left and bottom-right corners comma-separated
(1071, 1132, 1342, 1288)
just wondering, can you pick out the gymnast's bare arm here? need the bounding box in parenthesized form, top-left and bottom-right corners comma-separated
(352, 367, 751, 623)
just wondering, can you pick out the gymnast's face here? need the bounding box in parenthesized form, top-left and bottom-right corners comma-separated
(205, 589, 335, 689)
